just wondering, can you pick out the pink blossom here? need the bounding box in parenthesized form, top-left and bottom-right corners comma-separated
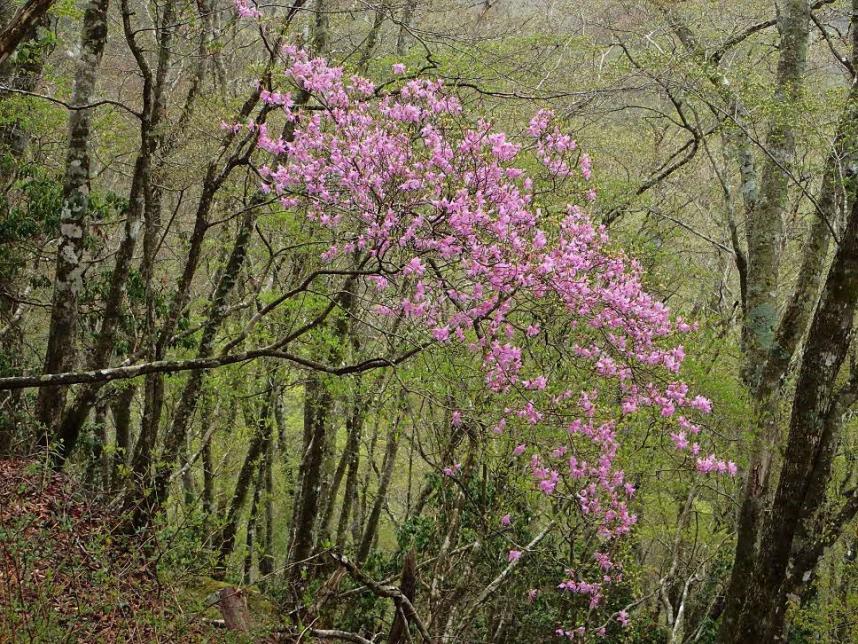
(508, 549, 522, 563)
(237, 45, 729, 636)
(234, 0, 261, 18)
(670, 431, 689, 451)
(690, 395, 713, 413)
(432, 326, 450, 342)
(442, 463, 462, 477)
(501, 513, 511, 527)
(403, 257, 425, 276)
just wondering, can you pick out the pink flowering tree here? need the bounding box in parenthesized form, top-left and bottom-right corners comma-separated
(231, 15, 735, 638)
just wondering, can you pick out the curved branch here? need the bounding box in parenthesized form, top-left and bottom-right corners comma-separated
(0, 84, 142, 118)
(0, 340, 430, 390)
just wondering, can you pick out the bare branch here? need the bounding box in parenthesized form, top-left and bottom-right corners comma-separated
(0, 84, 142, 118)
(330, 552, 432, 643)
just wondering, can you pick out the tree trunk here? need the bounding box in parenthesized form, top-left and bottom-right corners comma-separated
(312, 0, 329, 55)
(335, 399, 363, 550)
(317, 394, 362, 550)
(243, 458, 263, 584)
(35, 0, 110, 434)
(49, 0, 165, 467)
(388, 548, 417, 644)
(215, 587, 251, 632)
(258, 429, 275, 580)
(740, 0, 810, 389)
(719, 2, 858, 637)
(357, 425, 400, 565)
(287, 374, 332, 589)
(133, 208, 256, 530)
(732, 166, 858, 643)
(0, 2, 49, 185)
(201, 399, 216, 544)
(85, 399, 108, 488)
(213, 386, 273, 579)
(135, 0, 192, 485)
(0, 0, 55, 67)
(358, 1, 387, 72)
(395, 0, 417, 56)
(109, 384, 134, 487)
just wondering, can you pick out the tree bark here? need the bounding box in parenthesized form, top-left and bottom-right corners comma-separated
(719, 3, 858, 637)
(243, 458, 263, 584)
(732, 163, 858, 643)
(35, 0, 110, 434)
(109, 384, 134, 487)
(134, 207, 257, 529)
(740, 0, 810, 389)
(215, 587, 251, 632)
(47, 0, 163, 466)
(136, 0, 200, 482)
(0, 1, 50, 185)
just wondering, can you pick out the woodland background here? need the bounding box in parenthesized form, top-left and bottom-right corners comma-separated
(0, 0, 856, 642)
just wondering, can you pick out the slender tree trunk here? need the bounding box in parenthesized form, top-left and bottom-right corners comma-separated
(335, 399, 363, 550)
(357, 425, 400, 565)
(353, 414, 379, 546)
(259, 430, 275, 580)
(213, 389, 273, 579)
(315, 421, 349, 552)
(428, 433, 475, 632)
(85, 399, 108, 488)
(136, 0, 199, 480)
(312, 0, 329, 55)
(243, 460, 263, 584)
(0, 3, 49, 185)
(201, 401, 216, 544)
(110, 384, 134, 487)
(133, 208, 256, 529)
(49, 0, 162, 467)
(287, 374, 332, 589)
(358, 1, 387, 72)
(388, 548, 417, 644)
(395, 0, 417, 56)
(35, 0, 110, 434)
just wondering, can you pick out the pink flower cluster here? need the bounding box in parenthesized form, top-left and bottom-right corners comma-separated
(233, 40, 734, 637)
(234, 0, 261, 18)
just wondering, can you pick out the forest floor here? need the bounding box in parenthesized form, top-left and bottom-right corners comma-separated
(0, 458, 243, 642)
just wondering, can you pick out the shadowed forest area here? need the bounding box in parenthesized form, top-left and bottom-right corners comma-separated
(0, 0, 857, 641)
